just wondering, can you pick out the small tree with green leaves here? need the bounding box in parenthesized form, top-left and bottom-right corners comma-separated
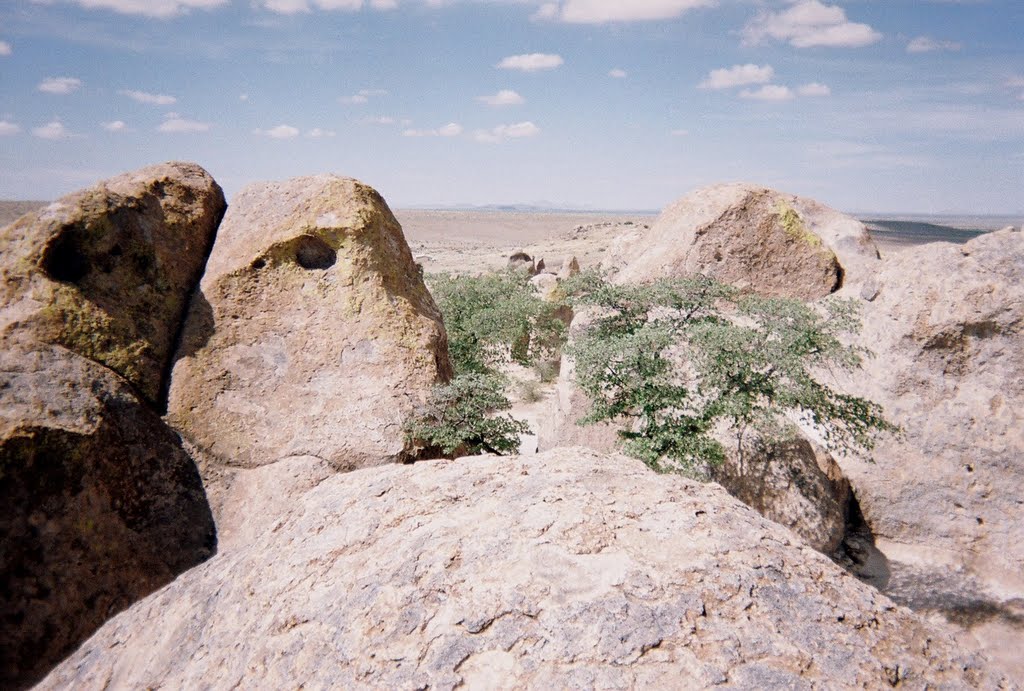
(563, 270, 896, 474)
(406, 269, 568, 456)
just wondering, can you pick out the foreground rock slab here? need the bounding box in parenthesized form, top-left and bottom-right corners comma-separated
(0, 346, 216, 689)
(0, 162, 225, 405)
(39, 448, 999, 690)
(167, 175, 451, 471)
(609, 183, 880, 299)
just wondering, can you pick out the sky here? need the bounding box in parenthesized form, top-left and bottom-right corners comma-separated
(0, 0, 1022, 214)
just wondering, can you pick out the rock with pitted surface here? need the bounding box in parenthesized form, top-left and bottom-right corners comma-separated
(0, 162, 225, 405)
(609, 183, 880, 299)
(0, 345, 216, 690)
(166, 175, 451, 473)
(821, 229, 1024, 677)
(37, 448, 1001, 690)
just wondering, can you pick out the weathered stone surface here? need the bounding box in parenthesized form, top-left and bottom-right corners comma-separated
(0, 162, 225, 405)
(38, 448, 1000, 690)
(820, 229, 1024, 674)
(0, 345, 215, 689)
(507, 250, 535, 274)
(167, 175, 451, 472)
(558, 254, 580, 279)
(609, 183, 880, 299)
(710, 437, 851, 554)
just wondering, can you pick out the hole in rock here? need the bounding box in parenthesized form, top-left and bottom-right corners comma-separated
(40, 228, 90, 283)
(295, 235, 337, 270)
(250, 258, 266, 270)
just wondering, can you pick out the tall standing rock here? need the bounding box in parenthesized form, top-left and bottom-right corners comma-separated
(167, 175, 451, 473)
(610, 183, 880, 299)
(0, 162, 226, 405)
(0, 345, 216, 689)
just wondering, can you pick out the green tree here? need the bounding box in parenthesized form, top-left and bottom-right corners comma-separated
(563, 271, 896, 474)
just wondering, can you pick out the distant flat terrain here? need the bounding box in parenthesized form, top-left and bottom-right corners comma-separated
(0, 201, 47, 227)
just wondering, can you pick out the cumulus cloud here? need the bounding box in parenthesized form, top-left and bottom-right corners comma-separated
(0, 41, 11, 56)
(158, 113, 211, 133)
(0, 120, 20, 135)
(699, 64, 774, 90)
(742, 0, 881, 48)
(257, 0, 397, 13)
(403, 122, 463, 137)
(477, 89, 525, 106)
(497, 53, 564, 72)
(739, 85, 795, 101)
(906, 36, 962, 54)
(797, 82, 831, 96)
(340, 88, 387, 104)
(102, 120, 128, 132)
(38, 77, 83, 95)
(119, 89, 177, 105)
(32, 120, 71, 140)
(533, 0, 713, 24)
(608, 68, 628, 78)
(254, 124, 300, 138)
(308, 128, 337, 137)
(58, 0, 228, 19)
(473, 121, 541, 143)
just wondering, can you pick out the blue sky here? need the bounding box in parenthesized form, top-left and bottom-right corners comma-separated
(1, 0, 1022, 213)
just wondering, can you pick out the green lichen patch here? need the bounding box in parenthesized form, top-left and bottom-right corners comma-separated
(777, 202, 822, 248)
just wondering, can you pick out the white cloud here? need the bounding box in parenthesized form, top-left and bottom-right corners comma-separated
(742, 1, 881, 48)
(308, 128, 337, 137)
(739, 85, 795, 101)
(477, 89, 525, 106)
(59, 0, 228, 19)
(340, 88, 387, 104)
(240, 93, 249, 101)
(497, 53, 564, 72)
(473, 121, 541, 143)
(0, 120, 20, 136)
(258, 0, 397, 13)
(102, 120, 128, 132)
(254, 124, 301, 138)
(534, 0, 714, 24)
(403, 122, 464, 137)
(38, 77, 83, 95)
(797, 82, 831, 96)
(158, 114, 210, 133)
(907, 36, 962, 53)
(362, 115, 397, 124)
(0, 41, 11, 56)
(119, 89, 177, 105)
(699, 64, 774, 90)
(608, 68, 628, 79)
(32, 120, 71, 140)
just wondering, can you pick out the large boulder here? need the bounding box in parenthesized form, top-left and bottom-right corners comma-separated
(167, 175, 451, 472)
(610, 183, 880, 299)
(38, 448, 1001, 690)
(0, 345, 216, 689)
(822, 229, 1024, 675)
(0, 162, 225, 405)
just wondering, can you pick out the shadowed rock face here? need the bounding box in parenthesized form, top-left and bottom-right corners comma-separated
(609, 183, 880, 299)
(167, 175, 451, 473)
(37, 448, 1001, 690)
(0, 162, 225, 406)
(0, 346, 216, 690)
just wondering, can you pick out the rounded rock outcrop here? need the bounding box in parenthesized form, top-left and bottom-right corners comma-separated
(166, 175, 452, 472)
(0, 162, 226, 405)
(610, 183, 880, 299)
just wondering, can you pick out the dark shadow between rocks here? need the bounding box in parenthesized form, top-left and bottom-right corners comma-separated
(831, 493, 891, 592)
(160, 290, 215, 413)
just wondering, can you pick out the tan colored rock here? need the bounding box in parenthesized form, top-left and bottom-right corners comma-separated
(0, 345, 215, 689)
(39, 448, 1001, 690)
(0, 162, 225, 405)
(610, 183, 880, 299)
(558, 254, 580, 279)
(167, 175, 451, 472)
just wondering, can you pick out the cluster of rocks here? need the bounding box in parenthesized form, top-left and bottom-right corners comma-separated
(2, 164, 1019, 688)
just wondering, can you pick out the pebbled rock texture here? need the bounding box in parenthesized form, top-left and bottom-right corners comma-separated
(0, 162, 225, 405)
(38, 448, 1002, 690)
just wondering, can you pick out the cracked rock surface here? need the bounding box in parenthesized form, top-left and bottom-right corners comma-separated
(38, 448, 1001, 690)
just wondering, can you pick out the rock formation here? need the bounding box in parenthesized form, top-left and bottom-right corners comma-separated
(38, 449, 1000, 690)
(609, 183, 880, 299)
(0, 345, 216, 689)
(0, 162, 225, 405)
(167, 175, 451, 473)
